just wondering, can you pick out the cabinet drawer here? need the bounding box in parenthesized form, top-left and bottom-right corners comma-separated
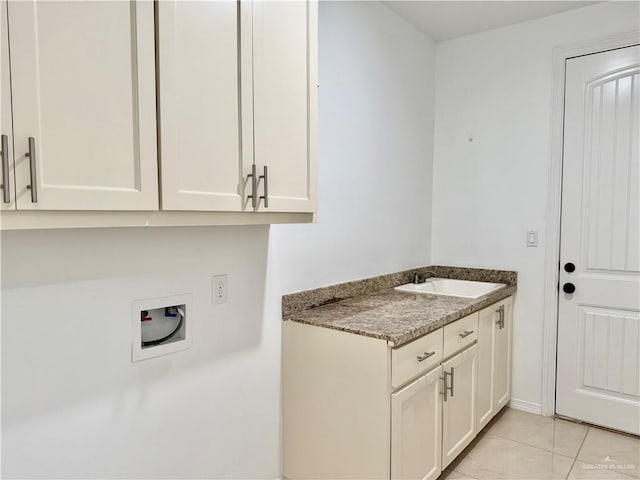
(392, 329, 443, 388)
(443, 313, 479, 358)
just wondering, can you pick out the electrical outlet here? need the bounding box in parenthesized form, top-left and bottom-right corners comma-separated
(212, 275, 228, 305)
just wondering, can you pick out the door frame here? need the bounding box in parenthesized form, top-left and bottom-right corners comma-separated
(541, 30, 640, 417)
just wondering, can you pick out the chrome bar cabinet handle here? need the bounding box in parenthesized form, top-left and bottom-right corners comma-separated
(417, 351, 436, 362)
(442, 367, 454, 400)
(259, 165, 268, 208)
(246, 164, 257, 209)
(440, 375, 448, 402)
(25, 137, 37, 203)
(1, 134, 9, 203)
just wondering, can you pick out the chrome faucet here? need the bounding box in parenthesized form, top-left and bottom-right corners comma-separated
(413, 270, 437, 284)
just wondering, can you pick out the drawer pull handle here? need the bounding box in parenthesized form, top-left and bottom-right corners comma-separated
(459, 330, 474, 338)
(417, 351, 436, 362)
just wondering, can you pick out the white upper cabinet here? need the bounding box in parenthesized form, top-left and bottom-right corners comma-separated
(157, 0, 317, 214)
(0, 0, 316, 224)
(7, 0, 158, 210)
(1, 0, 15, 211)
(157, 1, 244, 212)
(250, 0, 317, 213)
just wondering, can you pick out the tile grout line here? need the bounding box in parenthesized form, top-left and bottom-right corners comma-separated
(456, 431, 578, 479)
(452, 412, 639, 480)
(452, 468, 479, 480)
(489, 427, 640, 480)
(564, 426, 590, 480)
(450, 469, 481, 480)
(573, 426, 590, 462)
(571, 421, 640, 478)
(616, 468, 640, 479)
(485, 431, 581, 461)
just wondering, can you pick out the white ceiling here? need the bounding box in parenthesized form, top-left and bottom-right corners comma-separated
(383, 1, 601, 42)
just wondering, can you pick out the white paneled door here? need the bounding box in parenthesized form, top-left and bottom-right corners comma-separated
(556, 45, 640, 435)
(8, 0, 158, 210)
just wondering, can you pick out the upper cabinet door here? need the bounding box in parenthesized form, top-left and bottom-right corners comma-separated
(1, 0, 15, 210)
(251, 0, 317, 213)
(8, 0, 158, 210)
(157, 0, 244, 212)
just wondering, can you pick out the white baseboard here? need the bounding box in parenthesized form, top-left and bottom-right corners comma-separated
(509, 398, 543, 415)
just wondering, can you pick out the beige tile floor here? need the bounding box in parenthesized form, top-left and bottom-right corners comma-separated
(440, 408, 640, 480)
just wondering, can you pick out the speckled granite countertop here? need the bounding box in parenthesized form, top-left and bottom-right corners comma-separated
(283, 266, 517, 347)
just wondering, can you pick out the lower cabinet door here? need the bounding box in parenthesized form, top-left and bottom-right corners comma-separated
(476, 303, 499, 431)
(494, 298, 513, 410)
(442, 344, 478, 469)
(391, 365, 442, 480)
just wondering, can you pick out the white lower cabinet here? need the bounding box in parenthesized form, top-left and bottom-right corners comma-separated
(391, 365, 442, 480)
(477, 297, 513, 431)
(441, 344, 478, 469)
(494, 298, 513, 410)
(283, 295, 513, 480)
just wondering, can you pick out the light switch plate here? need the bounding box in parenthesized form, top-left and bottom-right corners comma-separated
(526, 230, 538, 247)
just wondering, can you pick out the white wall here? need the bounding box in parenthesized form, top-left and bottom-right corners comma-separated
(1, 2, 435, 478)
(432, 1, 640, 412)
(270, 1, 435, 295)
(1, 226, 280, 479)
